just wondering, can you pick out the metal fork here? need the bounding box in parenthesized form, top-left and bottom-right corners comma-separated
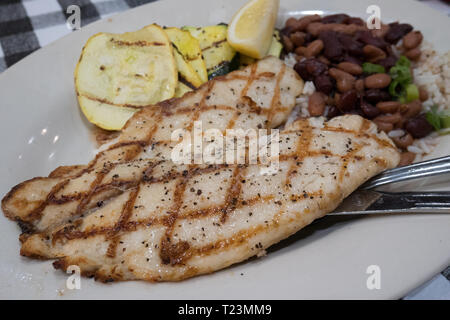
(361, 155, 450, 190)
(329, 155, 450, 216)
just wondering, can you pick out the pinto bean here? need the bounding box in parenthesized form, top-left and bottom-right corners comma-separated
(317, 55, 331, 65)
(376, 101, 401, 113)
(400, 100, 422, 118)
(285, 17, 299, 28)
(294, 46, 307, 56)
(329, 68, 355, 92)
(363, 44, 387, 62)
(374, 112, 402, 124)
(373, 120, 394, 133)
(306, 22, 324, 36)
(419, 86, 428, 102)
(405, 47, 421, 61)
(322, 14, 350, 24)
(337, 62, 363, 75)
(305, 39, 324, 57)
(290, 31, 307, 47)
(392, 133, 414, 149)
(355, 79, 365, 92)
(292, 14, 322, 32)
(308, 92, 326, 116)
(364, 73, 391, 89)
(398, 152, 416, 166)
(284, 18, 304, 33)
(282, 34, 294, 52)
(403, 31, 423, 50)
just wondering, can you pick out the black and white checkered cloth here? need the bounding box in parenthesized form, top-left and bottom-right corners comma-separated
(0, 0, 158, 72)
(0, 0, 449, 299)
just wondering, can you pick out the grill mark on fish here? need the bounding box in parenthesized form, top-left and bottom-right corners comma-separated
(160, 172, 190, 265)
(267, 64, 286, 127)
(220, 165, 246, 223)
(285, 121, 314, 188)
(106, 185, 141, 258)
(26, 179, 71, 222)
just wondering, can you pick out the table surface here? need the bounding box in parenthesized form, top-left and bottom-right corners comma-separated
(0, 0, 449, 300)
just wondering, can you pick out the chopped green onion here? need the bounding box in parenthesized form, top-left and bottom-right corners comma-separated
(405, 84, 419, 102)
(389, 79, 400, 97)
(389, 56, 414, 101)
(441, 113, 450, 128)
(362, 62, 385, 74)
(425, 105, 450, 132)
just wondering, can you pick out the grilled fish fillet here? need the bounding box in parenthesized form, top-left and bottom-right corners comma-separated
(15, 115, 398, 282)
(2, 57, 303, 234)
(2, 57, 400, 282)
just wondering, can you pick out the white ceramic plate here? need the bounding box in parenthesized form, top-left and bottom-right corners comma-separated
(0, 0, 449, 299)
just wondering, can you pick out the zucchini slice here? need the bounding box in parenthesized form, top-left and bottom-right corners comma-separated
(182, 24, 238, 80)
(164, 27, 208, 84)
(267, 30, 283, 58)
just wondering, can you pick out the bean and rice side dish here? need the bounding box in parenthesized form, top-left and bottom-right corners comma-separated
(280, 13, 450, 166)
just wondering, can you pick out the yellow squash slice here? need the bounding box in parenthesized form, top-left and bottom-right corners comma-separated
(75, 24, 177, 130)
(165, 27, 205, 97)
(183, 25, 237, 79)
(165, 27, 208, 84)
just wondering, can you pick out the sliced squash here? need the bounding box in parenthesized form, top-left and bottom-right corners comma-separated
(75, 24, 177, 130)
(175, 82, 194, 98)
(164, 27, 208, 84)
(267, 30, 283, 57)
(182, 24, 238, 80)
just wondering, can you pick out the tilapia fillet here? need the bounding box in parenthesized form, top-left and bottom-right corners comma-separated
(7, 114, 399, 282)
(2, 57, 303, 234)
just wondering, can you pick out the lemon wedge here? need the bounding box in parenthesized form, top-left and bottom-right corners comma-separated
(227, 0, 279, 59)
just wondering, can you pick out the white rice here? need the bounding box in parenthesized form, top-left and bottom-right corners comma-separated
(413, 41, 450, 113)
(283, 42, 450, 160)
(285, 80, 315, 127)
(388, 129, 405, 138)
